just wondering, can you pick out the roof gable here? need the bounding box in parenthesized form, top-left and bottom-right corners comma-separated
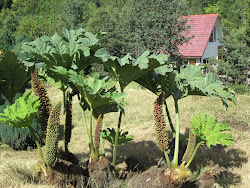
(179, 14, 219, 58)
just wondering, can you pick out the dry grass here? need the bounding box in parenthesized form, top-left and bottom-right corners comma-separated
(0, 83, 249, 187)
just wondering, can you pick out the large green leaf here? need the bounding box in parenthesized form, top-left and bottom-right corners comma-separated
(136, 64, 236, 108)
(69, 73, 126, 109)
(178, 66, 236, 107)
(190, 113, 234, 148)
(136, 65, 175, 98)
(196, 73, 236, 105)
(38, 68, 68, 92)
(95, 48, 169, 90)
(0, 51, 28, 104)
(22, 28, 102, 72)
(52, 66, 126, 117)
(22, 28, 105, 94)
(0, 91, 40, 128)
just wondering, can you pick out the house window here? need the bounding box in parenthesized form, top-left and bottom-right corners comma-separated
(189, 59, 196, 65)
(203, 58, 210, 74)
(209, 27, 216, 42)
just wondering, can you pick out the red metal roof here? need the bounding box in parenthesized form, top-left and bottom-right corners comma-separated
(179, 14, 219, 58)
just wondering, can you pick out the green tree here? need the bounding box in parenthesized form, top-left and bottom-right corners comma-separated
(0, 7, 18, 32)
(217, 0, 248, 30)
(61, 0, 86, 28)
(0, 0, 12, 11)
(11, 0, 37, 16)
(207, 0, 250, 84)
(182, 0, 219, 15)
(130, 0, 189, 57)
(218, 27, 250, 84)
(86, 0, 130, 57)
(8, 0, 92, 38)
(87, 0, 190, 60)
(0, 26, 15, 50)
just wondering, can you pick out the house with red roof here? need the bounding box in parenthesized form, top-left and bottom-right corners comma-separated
(179, 14, 222, 73)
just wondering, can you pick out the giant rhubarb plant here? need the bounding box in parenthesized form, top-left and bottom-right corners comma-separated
(96, 48, 169, 166)
(154, 92, 171, 166)
(153, 107, 234, 184)
(45, 102, 61, 169)
(21, 28, 102, 109)
(137, 64, 236, 170)
(52, 66, 127, 161)
(50, 46, 169, 165)
(70, 74, 126, 161)
(21, 28, 170, 166)
(21, 28, 104, 156)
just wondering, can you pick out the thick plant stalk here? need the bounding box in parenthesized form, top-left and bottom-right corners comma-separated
(112, 84, 124, 167)
(173, 99, 180, 167)
(79, 103, 91, 149)
(63, 89, 66, 113)
(45, 102, 61, 168)
(154, 92, 170, 167)
(94, 114, 104, 157)
(164, 151, 171, 167)
(164, 100, 175, 134)
(31, 68, 51, 139)
(112, 110, 122, 167)
(29, 126, 44, 161)
(64, 89, 72, 155)
(181, 130, 196, 166)
(89, 108, 96, 159)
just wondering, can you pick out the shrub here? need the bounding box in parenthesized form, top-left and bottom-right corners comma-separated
(227, 83, 248, 95)
(0, 94, 42, 150)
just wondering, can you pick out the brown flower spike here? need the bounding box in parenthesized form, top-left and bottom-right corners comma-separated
(31, 69, 51, 138)
(154, 92, 168, 151)
(94, 114, 104, 151)
(182, 130, 196, 163)
(45, 102, 61, 167)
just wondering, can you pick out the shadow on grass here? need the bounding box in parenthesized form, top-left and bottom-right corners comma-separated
(69, 140, 162, 170)
(189, 145, 248, 187)
(114, 140, 162, 170)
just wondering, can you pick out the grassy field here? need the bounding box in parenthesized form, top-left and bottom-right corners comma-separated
(0, 83, 249, 187)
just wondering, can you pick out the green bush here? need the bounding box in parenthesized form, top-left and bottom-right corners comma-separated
(0, 94, 42, 150)
(228, 84, 248, 95)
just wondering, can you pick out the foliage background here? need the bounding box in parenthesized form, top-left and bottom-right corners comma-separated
(0, 0, 248, 85)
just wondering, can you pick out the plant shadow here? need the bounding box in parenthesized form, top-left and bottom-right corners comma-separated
(68, 151, 90, 167)
(114, 140, 163, 170)
(69, 140, 162, 170)
(189, 142, 248, 187)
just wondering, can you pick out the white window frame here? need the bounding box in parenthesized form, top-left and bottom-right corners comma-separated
(209, 27, 216, 42)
